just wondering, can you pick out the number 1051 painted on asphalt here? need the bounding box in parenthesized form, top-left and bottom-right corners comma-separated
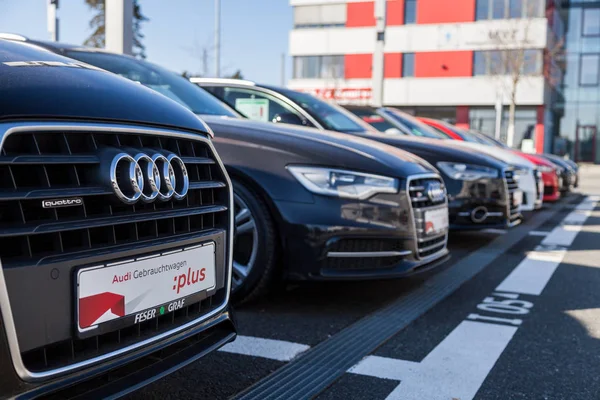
(467, 292, 534, 326)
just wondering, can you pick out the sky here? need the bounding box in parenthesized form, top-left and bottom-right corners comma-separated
(0, 0, 293, 85)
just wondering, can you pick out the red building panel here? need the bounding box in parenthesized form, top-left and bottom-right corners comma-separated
(415, 51, 473, 77)
(416, 0, 476, 24)
(535, 105, 545, 154)
(346, 2, 376, 27)
(456, 106, 470, 129)
(384, 53, 403, 78)
(345, 54, 373, 79)
(387, 0, 405, 26)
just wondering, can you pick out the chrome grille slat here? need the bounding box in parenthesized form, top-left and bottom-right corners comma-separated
(503, 169, 521, 220)
(0, 155, 100, 164)
(0, 180, 225, 201)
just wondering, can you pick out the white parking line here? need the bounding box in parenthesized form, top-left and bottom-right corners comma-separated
(219, 335, 310, 362)
(481, 228, 507, 234)
(348, 356, 419, 381)
(346, 196, 598, 400)
(528, 230, 550, 236)
(495, 249, 566, 295)
(386, 321, 518, 400)
(542, 197, 598, 247)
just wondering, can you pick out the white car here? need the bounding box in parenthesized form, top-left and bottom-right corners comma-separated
(453, 142, 542, 212)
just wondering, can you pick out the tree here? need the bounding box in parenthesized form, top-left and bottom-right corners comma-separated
(83, 0, 149, 59)
(227, 70, 244, 80)
(483, 2, 564, 148)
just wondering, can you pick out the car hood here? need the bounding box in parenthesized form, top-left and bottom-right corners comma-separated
(452, 142, 535, 169)
(200, 115, 438, 178)
(0, 39, 212, 135)
(347, 133, 509, 171)
(514, 151, 555, 168)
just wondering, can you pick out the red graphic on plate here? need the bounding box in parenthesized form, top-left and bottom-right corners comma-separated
(425, 221, 435, 234)
(79, 292, 125, 328)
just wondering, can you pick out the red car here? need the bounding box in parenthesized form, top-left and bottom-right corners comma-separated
(418, 117, 561, 202)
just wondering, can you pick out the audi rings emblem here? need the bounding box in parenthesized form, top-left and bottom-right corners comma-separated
(110, 151, 189, 204)
(426, 181, 446, 203)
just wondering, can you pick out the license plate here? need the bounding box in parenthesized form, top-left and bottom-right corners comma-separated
(513, 190, 523, 206)
(77, 243, 216, 333)
(424, 208, 449, 235)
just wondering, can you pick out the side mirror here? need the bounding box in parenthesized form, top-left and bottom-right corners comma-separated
(272, 113, 304, 126)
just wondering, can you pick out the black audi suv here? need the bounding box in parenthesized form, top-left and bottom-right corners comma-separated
(23, 39, 455, 303)
(194, 79, 522, 230)
(0, 39, 235, 398)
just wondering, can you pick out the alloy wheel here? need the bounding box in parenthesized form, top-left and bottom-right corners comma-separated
(232, 192, 259, 289)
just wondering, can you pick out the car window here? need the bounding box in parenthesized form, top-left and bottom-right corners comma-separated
(424, 124, 455, 139)
(64, 50, 238, 117)
(346, 108, 398, 132)
(279, 89, 368, 133)
(218, 87, 305, 125)
(382, 110, 445, 139)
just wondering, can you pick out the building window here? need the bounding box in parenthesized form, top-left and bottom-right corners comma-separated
(404, 0, 417, 24)
(509, 0, 522, 19)
(582, 9, 600, 37)
(294, 4, 346, 29)
(473, 52, 487, 75)
(402, 53, 415, 77)
(475, 0, 489, 20)
(579, 54, 600, 86)
(293, 56, 344, 79)
(472, 50, 543, 76)
(475, 0, 542, 20)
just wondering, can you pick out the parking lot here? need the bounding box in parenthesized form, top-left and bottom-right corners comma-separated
(120, 166, 600, 400)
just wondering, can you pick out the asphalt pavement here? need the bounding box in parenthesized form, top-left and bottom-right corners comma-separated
(127, 165, 600, 400)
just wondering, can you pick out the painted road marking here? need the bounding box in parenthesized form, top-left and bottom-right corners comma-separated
(347, 196, 597, 400)
(495, 249, 566, 295)
(348, 356, 419, 381)
(528, 230, 550, 236)
(542, 196, 598, 247)
(386, 321, 517, 400)
(219, 335, 310, 362)
(481, 228, 507, 234)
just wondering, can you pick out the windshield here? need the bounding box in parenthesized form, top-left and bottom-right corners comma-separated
(65, 50, 238, 117)
(423, 124, 455, 139)
(382, 109, 446, 139)
(345, 108, 400, 132)
(278, 89, 368, 133)
(450, 125, 497, 145)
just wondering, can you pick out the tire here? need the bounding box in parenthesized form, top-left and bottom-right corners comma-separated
(231, 179, 279, 304)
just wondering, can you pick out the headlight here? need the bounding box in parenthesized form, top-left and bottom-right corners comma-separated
(537, 165, 555, 173)
(436, 162, 498, 181)
(287, 166, 398, 199)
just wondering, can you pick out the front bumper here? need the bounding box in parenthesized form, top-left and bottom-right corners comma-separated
(1, 309, 236, 400)
(274, 176, 450, 281)
(518, 169, 541, 211)
(442, 175, 518, 230)
(560, 171, 576, 192)
(542, 171, 561, 202)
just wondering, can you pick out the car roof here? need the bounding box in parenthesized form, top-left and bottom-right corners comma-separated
(190, 77, 257, 86)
